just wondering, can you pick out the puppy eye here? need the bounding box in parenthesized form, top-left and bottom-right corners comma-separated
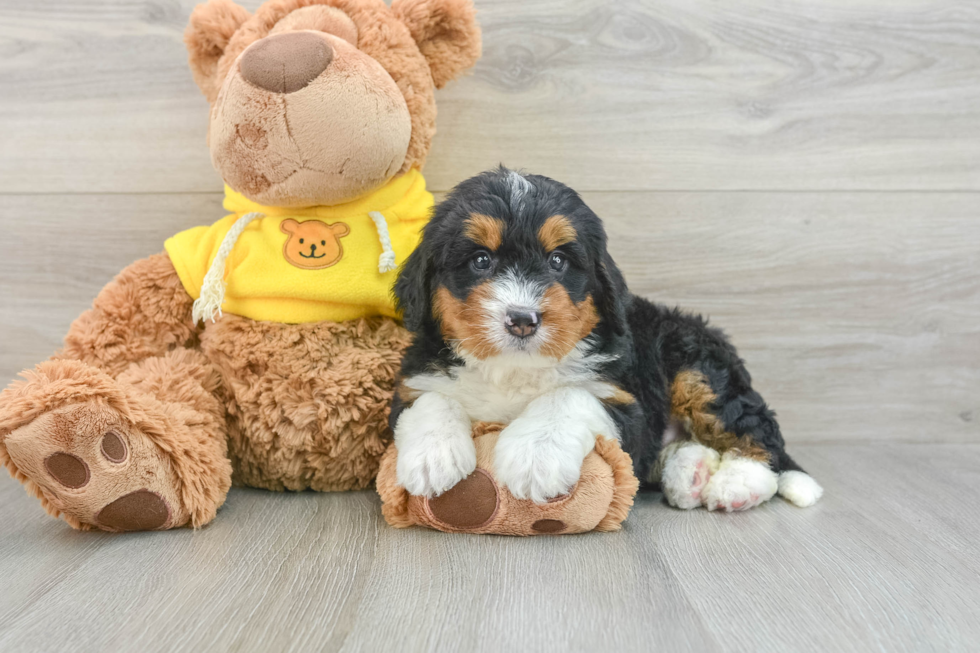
(471, 251, 492, 272)
(549, 252, 567, 272)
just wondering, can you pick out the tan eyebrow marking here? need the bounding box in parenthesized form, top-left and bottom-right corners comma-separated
(538, 215, 577, 251)
(463, 213, 506, 251)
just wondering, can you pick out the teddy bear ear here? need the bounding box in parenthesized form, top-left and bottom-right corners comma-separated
(280, 219, 299, 234)
(391, 0, 482, 89)
(184, 0, 251, 101)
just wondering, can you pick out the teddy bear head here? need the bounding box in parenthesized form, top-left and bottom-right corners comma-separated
(185, 0, 480, 208)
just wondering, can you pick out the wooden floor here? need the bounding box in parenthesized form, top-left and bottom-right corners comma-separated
(1, 0, 978, 651)
(3, 443, 980, 652)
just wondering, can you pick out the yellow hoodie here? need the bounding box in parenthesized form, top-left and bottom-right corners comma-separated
(164, 169, 432, 324)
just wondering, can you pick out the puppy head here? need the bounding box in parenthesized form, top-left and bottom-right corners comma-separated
(396, 167, 628, 360)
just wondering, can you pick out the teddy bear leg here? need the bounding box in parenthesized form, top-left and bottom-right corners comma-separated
(0, 253, 231, 531)
(0, 351, 232, 531)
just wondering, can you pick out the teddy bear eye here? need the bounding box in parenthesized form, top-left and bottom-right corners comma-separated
(321, 240, 326, 246)
(299, 238, 304, 244)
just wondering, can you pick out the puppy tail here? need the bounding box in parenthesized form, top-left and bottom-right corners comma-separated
(775, 451, 824, 508)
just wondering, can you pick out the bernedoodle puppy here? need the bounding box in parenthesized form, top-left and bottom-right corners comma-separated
(390, 167, 823, 512)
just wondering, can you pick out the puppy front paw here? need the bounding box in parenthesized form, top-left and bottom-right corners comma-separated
(396, 434, 476, 498)
(493, 420, 589, 504)
(394, 393, 476, 497)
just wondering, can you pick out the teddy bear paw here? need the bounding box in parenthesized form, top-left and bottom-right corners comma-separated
(4, 401, 186, 531)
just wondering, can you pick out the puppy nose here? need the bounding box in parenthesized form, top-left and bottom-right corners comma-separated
(505, 311, 539, 338)
(240, 31, 333, 94)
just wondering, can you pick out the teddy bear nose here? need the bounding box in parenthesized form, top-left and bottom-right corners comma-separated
(240, 31, 333, 94)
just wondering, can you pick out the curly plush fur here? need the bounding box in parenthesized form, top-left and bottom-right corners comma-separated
(0, 0, 480, 531)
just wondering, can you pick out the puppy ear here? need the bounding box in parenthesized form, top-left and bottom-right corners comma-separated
(394, 242, 432, 332)
(596, 254, 628, 337)
(392, 0, 482, 89)
(185, 0, 251, 101)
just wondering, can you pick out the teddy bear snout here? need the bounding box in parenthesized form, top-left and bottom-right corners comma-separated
(240, 31, 333, 94)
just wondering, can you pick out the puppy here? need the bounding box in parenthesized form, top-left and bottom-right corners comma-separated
(390, 167, 823, 512)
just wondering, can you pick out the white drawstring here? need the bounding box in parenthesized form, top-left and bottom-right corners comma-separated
(192, 211, 264, 324)
(369, 211, 398, 273)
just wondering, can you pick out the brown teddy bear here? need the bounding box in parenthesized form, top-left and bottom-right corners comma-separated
(0, 0, 481, 532)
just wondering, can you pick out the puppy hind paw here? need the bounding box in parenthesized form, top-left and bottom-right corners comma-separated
(660, 442, 721, 510)
(702, 454, 778, 512)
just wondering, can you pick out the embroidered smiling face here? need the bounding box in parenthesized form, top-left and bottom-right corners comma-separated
(281, 218, 350, 269)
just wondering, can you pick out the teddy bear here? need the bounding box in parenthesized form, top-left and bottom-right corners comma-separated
(376, 423, 639, 535)
(0, 0, 481, 532)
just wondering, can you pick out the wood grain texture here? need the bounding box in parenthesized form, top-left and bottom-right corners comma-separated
(1, 1, 979, 651)
(1, 0, 979, 193)
(2, 192, 976, 443)
(1, 444, 979, 653)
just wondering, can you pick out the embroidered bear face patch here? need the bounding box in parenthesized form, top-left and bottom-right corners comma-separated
(280, 218, 350, 270)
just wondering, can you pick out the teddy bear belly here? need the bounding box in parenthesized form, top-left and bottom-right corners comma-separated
(198, 313, 411, 491)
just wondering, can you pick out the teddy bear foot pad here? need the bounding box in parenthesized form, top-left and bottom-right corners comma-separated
(4, 401, 185, 532)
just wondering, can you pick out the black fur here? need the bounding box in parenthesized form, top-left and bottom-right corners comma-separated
(392, 167, 805, 485)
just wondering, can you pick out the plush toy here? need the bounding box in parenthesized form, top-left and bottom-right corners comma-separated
(376, 423, 639, 535)
(0, 0, 481, 532)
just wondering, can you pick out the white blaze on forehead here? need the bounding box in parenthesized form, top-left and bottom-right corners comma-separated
(490, 268, 543, 311)
(507, 169, 532, 215)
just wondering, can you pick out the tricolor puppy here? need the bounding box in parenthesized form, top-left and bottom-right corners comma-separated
(391, 168, 823, 511)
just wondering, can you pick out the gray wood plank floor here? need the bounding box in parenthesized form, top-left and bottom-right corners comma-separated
(2, 444, 979, 653)
(1, 0, 978, 651)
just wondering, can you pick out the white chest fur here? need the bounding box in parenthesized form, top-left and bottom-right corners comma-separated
(404, 346, 619, 423)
